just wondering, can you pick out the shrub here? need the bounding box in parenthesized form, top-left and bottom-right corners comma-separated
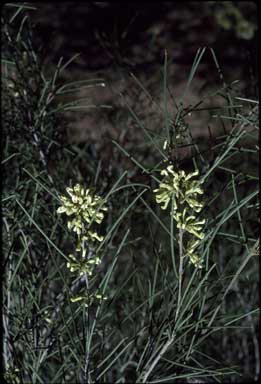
(2, 4, 259, 383)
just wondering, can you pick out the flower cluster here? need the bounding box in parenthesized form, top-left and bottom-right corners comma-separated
(57, 184, 107, 242)
(154, 165, 205, 268)
(66, 253, 101, 276)
(57, 184, 108, 305)
(70, 291, 107, 308)
(4, 366, 20, 384)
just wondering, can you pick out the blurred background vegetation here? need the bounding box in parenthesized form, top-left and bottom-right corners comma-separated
(30, 1, 258, 145)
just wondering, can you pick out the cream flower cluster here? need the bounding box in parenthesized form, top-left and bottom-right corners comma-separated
(154, 165, 205, 268)
(70, 292, 107, 308)
(57, 184, 107, 242)
(67, 253, 101, 276)
(57, 184, 108, 305)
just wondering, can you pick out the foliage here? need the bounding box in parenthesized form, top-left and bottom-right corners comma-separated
(2, 4, 259, 384)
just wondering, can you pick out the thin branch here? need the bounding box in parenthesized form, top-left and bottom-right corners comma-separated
(3, 218, 14, 372)
(175, 229, 184, 322)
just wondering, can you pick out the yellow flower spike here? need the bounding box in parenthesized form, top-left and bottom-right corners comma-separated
(154, 165, 205, 268)
(57, 184, 108, 308)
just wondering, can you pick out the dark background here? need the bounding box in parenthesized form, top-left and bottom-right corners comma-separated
(32, 2, 258, 74)
(30, 2, 258, 143)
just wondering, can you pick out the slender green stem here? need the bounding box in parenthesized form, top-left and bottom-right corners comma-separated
(140, 229, 184, 383)
(141, 335, 175, 383)
(3, 218, 13, 372)
(175, 229, 184, 322)
(170, 195, 178, 278)
(83, 241, 91, 384)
